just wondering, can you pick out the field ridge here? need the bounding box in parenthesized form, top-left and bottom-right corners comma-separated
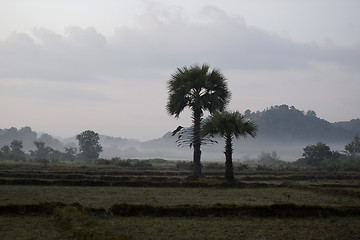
(1, 202, 360, 218)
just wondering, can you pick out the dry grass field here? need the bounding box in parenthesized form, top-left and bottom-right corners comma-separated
(1, 161, 360, 239)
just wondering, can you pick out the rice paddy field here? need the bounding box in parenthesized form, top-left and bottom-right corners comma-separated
(0, 161, 360, 239)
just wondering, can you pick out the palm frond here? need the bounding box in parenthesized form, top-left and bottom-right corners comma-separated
(172, 125, 217, 148)
(172, 126, 184, 136)
(202, 111, 258, 140)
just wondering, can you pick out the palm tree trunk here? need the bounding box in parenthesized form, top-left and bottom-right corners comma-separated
(192, 108, 202, 179)
(224, 135, 235, 182)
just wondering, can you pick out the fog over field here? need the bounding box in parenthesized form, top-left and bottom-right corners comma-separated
(93, 132, 349, 162)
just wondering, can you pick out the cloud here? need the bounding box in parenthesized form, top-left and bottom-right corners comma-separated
(0, 5, 359, 86)
(0, 79, 110, 108)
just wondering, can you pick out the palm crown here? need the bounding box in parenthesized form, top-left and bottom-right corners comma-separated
(202, 111, 257, 140)
(166, 64, 230, 117)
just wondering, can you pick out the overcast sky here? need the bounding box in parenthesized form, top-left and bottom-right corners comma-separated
(0, 0, 359, 140)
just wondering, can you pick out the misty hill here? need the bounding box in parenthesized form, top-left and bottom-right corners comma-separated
(244, 105, 359, 142)
(139, 105, 359, 161)
(1, 105, 359, 161)
(333, 119, 360, 135)
(147, 104, 359, 147)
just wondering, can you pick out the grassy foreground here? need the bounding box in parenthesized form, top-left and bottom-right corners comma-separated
(1, 185, 358, 208)
(1, 161, 360, 239)
(102, 216, 360, 240)
(1, 214, 360, 240)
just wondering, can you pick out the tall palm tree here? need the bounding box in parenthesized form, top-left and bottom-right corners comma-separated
(167, 64, 231, 179)
(202, 111, 257, 182)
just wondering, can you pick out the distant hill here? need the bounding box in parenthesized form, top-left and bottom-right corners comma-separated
(243, 105, 357, 142)
(333, 119, 360, 136)
(1, 105, 358, 161)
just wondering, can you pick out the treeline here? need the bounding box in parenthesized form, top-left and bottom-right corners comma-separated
(294, 136, 360, 170)
(244, 105, 359, 141)
(0, 139, 77, 163)
(239, 136, 360, 171)
(0, 130, 102, 163)
(1, 137, 360, 172)
(0, 127, 66, 151)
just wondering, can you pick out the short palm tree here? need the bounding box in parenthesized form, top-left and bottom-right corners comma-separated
(202, 111, 257, 182)
(167, 64, 231, 179)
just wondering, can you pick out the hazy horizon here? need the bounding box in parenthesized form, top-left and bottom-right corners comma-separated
(1, 1, 359, 141)
(1, 104, 359, 141)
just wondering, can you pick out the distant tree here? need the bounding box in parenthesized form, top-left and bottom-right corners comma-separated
(0, 127, 38, 150)
(30, 141, 53, 160)
(76, 130, 103, 161)
(38, 133, 64, 151)
(9, 140, 26, 161)
(0, 145, 11, 160)
(48, 149, 63, 162)
(63, 146, 77, 161)
(18, 127, 38, 149)
(258, 151, 279, 162)
(167, 64, 231, 179)
(306, 110, 317, 118)
(301, 142, 334, 167)
(10, 140, 23, 150)
(244, 109, 252, 117)
(345, 136, 360, 158)
(256, 152, 289, 169)
(202, 111, 257, 182)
